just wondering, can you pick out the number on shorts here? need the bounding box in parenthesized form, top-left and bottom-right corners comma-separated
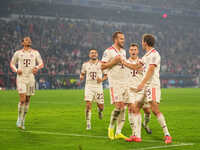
(96, 93, 104, 100)
(146, 88, 151, 97)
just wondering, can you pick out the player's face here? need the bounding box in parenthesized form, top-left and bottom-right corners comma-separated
(115, 34, 125, 48)
(89, 50, 98, 60)
(22, 37, 32, 47)
(129, 46, 139, 58)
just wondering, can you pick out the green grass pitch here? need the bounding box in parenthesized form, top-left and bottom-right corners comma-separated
(0, 88, 200, 150)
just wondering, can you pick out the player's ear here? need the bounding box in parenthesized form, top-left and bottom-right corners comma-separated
(21, 39, 24, 46)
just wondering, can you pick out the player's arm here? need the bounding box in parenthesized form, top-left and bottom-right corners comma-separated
(101, 55, 121, 70)
(80, 72, 85, 81)
(97, 74, 107, 83)
(10, 52, 22, 75)
(33, 51, 44, 74)
(136, 64, 155, 92)
(141, 64, 155, 85)
(122, 60, 143, 70)
(80, 63, 86, 81)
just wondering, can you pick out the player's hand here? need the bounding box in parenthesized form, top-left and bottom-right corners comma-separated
(80, 75, 84, 81)
(114, 55, 122, 63)
(17, 69, 22, 75)
(97, 77, 102, 83)
(121, 59, 125, 65)
(32, 67, 38, 74)
(136, 83, 145, 92)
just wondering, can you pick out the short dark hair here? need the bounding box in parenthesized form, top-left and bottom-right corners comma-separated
(112, 31, 124, 42)
(130, 43, 139, 48)
(142, 34, 155, 47)
(89, 49, 97, 53)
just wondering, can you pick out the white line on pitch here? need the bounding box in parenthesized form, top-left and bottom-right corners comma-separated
(130, 143, 194, 150)
(0, 129, 193, 145)
(0, 129, 160, 142)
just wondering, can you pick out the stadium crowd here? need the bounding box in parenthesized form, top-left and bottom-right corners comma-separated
(0, 16, 199, 88)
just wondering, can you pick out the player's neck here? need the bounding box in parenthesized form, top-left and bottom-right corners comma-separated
(130, 56, 138, 61)
(113, 44, 121, 51)
(145, 46, 153, 53)
(90, 59, 98, 64)
(23, 46, 30, 51)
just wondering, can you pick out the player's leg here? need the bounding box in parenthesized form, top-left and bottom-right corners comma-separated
(147, 87, 172, 144)
(21, 95, 30, 129)
(142, 104, 152, 134)
(108, 87, 122, 140)
(85, 101, 92, 130)
(133, 101, 142, 141)
(16, 79, 27, 129)
(84, 87, 93, 130)
(96, 92, 104, 120)
(115, 105, 128, 140)
(21, 80, 35, 129)
(115, 88, 129, 140)
(126, 92, 144, 142)
(17, 93, 26, 128)
(150, 101, 172, 143)
(127, 103, 135, 137)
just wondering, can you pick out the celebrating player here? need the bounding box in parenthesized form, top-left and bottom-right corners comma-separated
(80, 49, 107, 130)
(126, 34, 172, 144)
(101, 31, 129, 140)
(10, 37, 44, 130)
(121, 43, 152, 142)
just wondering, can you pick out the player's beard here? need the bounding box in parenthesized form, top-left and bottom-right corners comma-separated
(91, 58, 97, 60)
(117, 42, 124, 48)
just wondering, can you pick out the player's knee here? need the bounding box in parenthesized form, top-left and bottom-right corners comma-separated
(20, 94, 26, 103)
(86, 102, 92, 110)
(26, 96, 30, 103)
(152, 109, 160, 116)
(144, 108, 151, 114)
(99, 104, 104, 110)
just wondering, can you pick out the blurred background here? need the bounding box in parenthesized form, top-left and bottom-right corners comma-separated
(0, 0, 199, 90)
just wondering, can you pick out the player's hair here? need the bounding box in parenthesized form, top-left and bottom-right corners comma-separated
(130, 43, 139, 48)
(142, 34, 155, 47)
(89, 49, 98, 53)
(112, 31, 124, 42)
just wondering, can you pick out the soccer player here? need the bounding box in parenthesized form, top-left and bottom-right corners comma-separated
(101, 31, 128, 140)
(80, 49, 107, 130)
(126, 34, 172, 144)
(121, 43, 152, 142)
(10, 37, 44, 130)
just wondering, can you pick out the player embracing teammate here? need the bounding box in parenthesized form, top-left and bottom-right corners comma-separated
(101, 32, 172, 144)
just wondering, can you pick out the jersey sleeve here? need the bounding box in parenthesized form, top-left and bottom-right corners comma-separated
(101, 49, 110, 62)
(10, 52, 18, 72)
(149, 53, 160, 67)
(36, 51, 44, 69)
(81, 63, 86, 74)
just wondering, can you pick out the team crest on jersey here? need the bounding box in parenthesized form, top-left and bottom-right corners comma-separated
(30, 54, 34, 58)
(20, 54, 24, 57)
